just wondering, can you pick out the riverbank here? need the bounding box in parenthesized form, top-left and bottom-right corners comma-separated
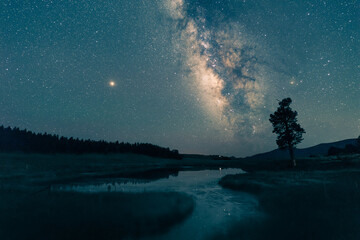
(0, 153, 199, 239)
(4, 152, 360, 239)
(0, 152, 244, 190)
(0, 152, 255, 239)
(218, 155, 360, 240)
(0, 190, 194, 239)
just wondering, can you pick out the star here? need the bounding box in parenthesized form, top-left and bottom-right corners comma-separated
(109, 80, 116, 87)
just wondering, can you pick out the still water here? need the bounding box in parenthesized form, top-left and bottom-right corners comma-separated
(55, 168, 259, 239)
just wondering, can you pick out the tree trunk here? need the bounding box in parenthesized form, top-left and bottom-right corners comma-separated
(289, 146, 296, 167)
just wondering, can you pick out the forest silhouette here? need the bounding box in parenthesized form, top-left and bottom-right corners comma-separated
(0, 126, 181, 159)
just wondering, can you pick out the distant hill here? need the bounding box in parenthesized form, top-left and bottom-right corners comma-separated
(245, 138, 358, 161)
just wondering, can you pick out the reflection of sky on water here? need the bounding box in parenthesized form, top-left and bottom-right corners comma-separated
(55, 168, 243, 193)
(55, 168, 260, 240)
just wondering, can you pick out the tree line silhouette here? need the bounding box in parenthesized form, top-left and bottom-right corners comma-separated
(328, 136, 360, 156)
(0, 126, 181, 159)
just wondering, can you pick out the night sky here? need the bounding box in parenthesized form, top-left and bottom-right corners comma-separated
(1, 0, 359, 157)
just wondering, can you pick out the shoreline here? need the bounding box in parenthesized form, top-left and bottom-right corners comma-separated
(217, 155, 360, 240)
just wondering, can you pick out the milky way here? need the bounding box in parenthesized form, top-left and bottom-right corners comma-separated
(164, 0, 270, 139)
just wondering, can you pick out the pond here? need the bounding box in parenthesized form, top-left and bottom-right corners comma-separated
(54, 168, 260, 240)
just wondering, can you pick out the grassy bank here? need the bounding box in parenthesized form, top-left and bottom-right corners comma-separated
(0, 153, 198, 239)
(0, 152, 243, 188)
(0, 191, 194, 239)
(218, 156, 360, 240)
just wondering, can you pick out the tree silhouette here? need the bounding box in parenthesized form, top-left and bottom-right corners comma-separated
(269, 98, 305, 167)
(328, 135, 360, 156)
(0, 125, 181, 159)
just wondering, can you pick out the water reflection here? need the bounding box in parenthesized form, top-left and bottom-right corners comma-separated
(54, 168, 242, 193)
(54, 168, 260, 240)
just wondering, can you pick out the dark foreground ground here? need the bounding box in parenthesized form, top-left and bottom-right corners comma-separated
(218, 154, 360, 240)
(0, 191, 193, 240)
(1, 152, 360, 239)
(0, 153, 200, 239)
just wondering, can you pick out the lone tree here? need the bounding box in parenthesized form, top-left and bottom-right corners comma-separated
(269, 98, 305, 167)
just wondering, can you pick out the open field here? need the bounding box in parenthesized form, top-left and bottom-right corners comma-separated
(218, 155, 360, 240)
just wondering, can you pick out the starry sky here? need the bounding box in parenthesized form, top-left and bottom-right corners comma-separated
(1, 0, 359, 157)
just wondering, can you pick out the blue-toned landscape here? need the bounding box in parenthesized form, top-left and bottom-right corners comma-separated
(1, 0, 359, 239)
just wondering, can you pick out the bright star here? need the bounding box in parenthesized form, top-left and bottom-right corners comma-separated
(109, 80, 116, 87)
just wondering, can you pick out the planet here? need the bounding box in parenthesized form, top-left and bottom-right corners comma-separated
(109, 80, 116, 87)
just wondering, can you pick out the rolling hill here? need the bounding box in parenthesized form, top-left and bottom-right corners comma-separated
(244, 138, 358, 161)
